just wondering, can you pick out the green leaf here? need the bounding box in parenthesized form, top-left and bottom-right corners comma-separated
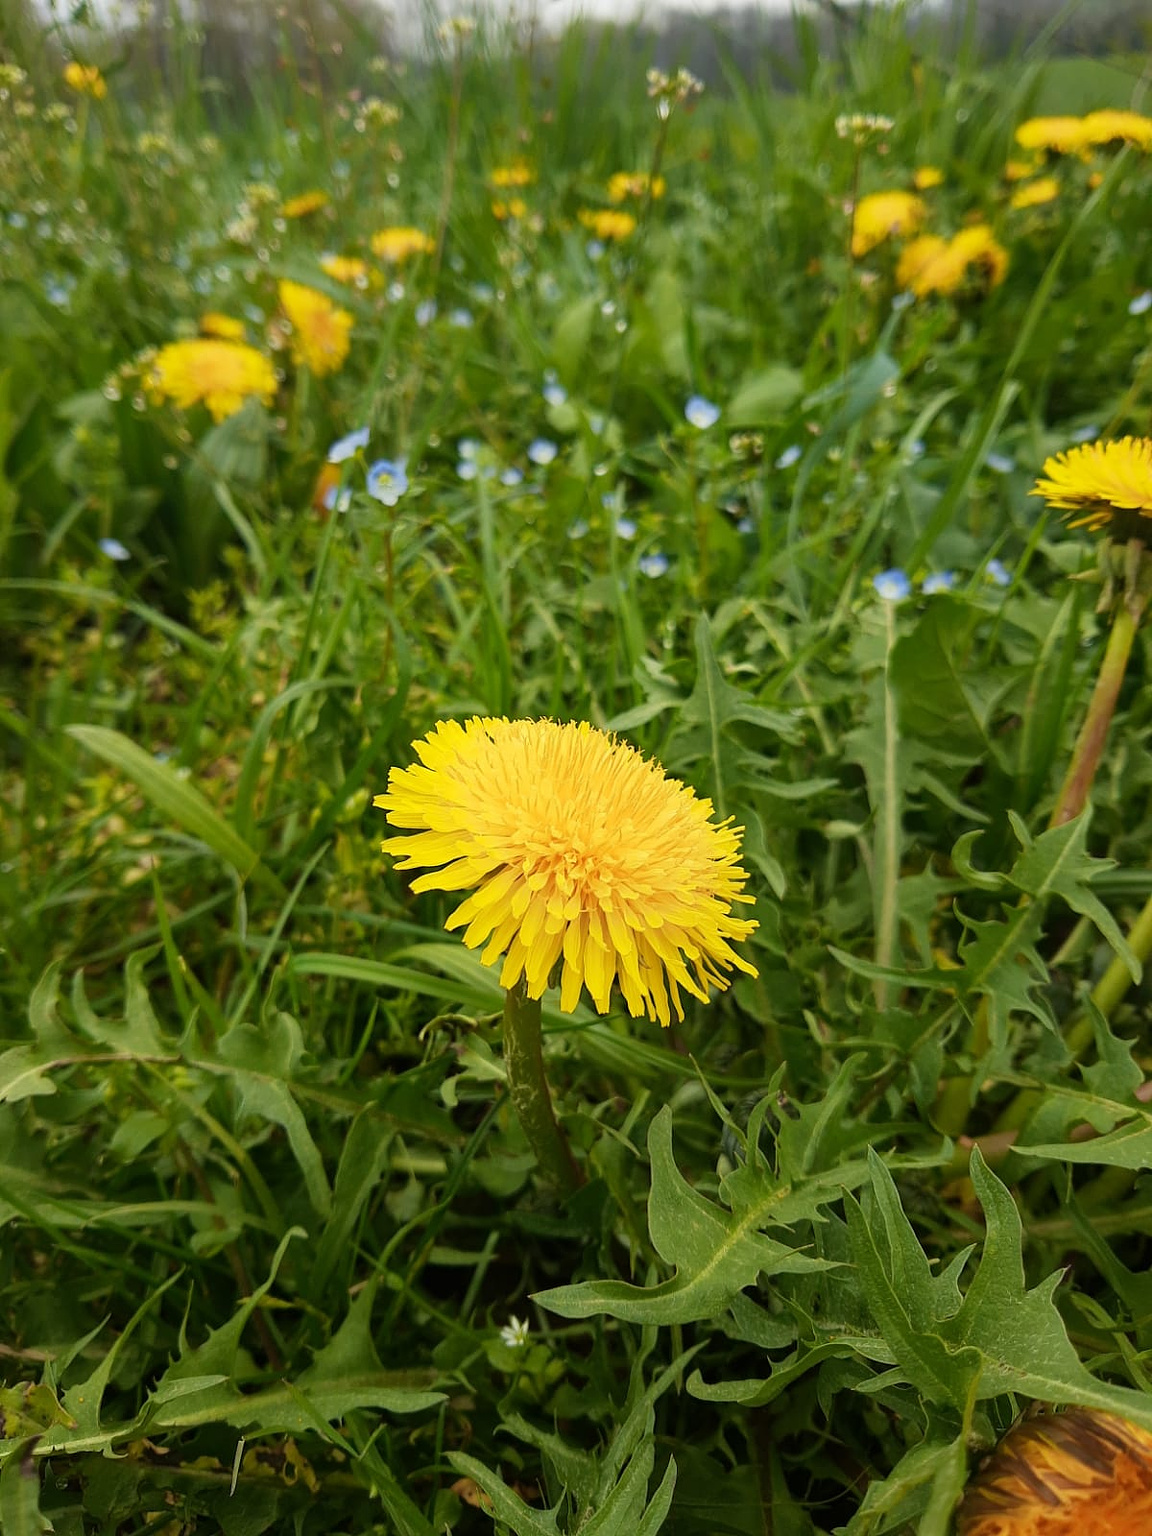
(446, 1452, 560, 1536)
(848, 1148, 1152, 1426)
(725, 365, 803, 426)
(0, 1442, 49, 1536)
(307, 1108, 394, 1296)
(890, 599, 994, 756)
(536, 1106, 826, 1324)
(217, 1014, 332, 1218)
(841, 1435, 967, 1536)
(67, 725, 276, 889)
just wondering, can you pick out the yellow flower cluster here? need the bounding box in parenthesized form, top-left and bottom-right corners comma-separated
(492, 198, 528, 221)
(149, 339, 277, 422)
(63, 62, 107, 99)
(370, 226, 435, 263)
(1010, 175, 1060, 210)
(578, 208, 637, 241)
(489, 161, 535, 189)
(278, 280, 353, 377)
(607, 171, 666, 202)
(1015, 110, 1152, 155)
(376, 718, 758, 1026)
(850, 190, 927, 257)
(896, 223, 1009, 297)
(320, 254, 369, 285)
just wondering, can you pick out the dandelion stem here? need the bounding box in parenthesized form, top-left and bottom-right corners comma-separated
(1049, 586, 1146, 828)
(502, 982, 582, 1197)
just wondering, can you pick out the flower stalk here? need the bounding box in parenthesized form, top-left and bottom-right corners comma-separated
(502, 980, 582, 1197)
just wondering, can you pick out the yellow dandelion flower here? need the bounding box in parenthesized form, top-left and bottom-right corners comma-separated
(149, 339, 276, 422)
(375, 717, 759, 1026)
(491, 197, 528, 221)
(951, 223, 1009, 286)
(578, 208, 637, 241)
(278, 280, 353, 377)
(320, 254, 369, 285)
(63, 62, 107, 99)
(1005, 158, 1040, 181)
(607, 171, 667, 202)
(1011, 175, 1060, 209)
(896, 234, 954, 294)
(1014, 116, 1087, 155)
(371, 226, 435, 263)
(896, 224, 1008, 298)
(281, 189, 329, 219)
(913, 165, 944, 190)
(850, 190, 927, 257)
(199, 312, 246, 341)
(1030, 436, 1152, 534)
(957, 1409, 1152, 1536)
(1080, 109, 1152, 151)
(489, 161, 535, 189)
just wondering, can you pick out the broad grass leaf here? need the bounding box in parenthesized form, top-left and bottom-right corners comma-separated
(889, 599, 994, 756)
(725, 365, 803, 427)
(307, 1108, 394, 1296)
(536, 1107, 826, 1324)
(67, 725, 275, 889)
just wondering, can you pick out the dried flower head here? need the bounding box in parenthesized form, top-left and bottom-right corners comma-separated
(957, 1409, 1152, 1536)
(835, 112, 895, 144)
(1030, 436, 1152, 534)
(375, 718, 758, 1026)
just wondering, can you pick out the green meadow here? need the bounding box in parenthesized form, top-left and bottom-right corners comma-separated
(4, 5, 1152, 1532)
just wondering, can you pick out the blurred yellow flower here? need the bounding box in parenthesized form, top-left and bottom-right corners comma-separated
(912, 165, 944, 190)
(1010, 175, 1060, 209)
(199, 313, 246, 341)
(578, 208, 637, 241)
(279, 280, 353, 377)
(492, 197, 528, 220)
(1014, 115, 1087, 154)
(850, 190, 926, 257)
(607, 171, 666, 202)
(1005, 158, 1040, 181)
(1031, 436, 1152, 533)
(149, 340, 276, 422)
(63, 62, 107, 99)
(957, 1409, 1152, 1536)
(375, 717, 758, 1026)
(489, 161, 535, 188)
(320, 254, 369, 285)
(896, 223, 1008, 297)
(1080, 109, 1152, 150)
(371, 226, 435, 263)
(281, 190, 329, 219)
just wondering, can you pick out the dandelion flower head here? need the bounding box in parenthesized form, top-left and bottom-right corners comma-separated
(492, 198, 528, 220)
(956, 1408, 1152, 1536)
(1030, 436, 1152, 533)
(1010, 176, 1060, 210)
(578, 209, 637, 241)
(371, 226, 435, 263)
(375, 718, 759, 1026)
(1080, 110, 1152, 151)
(199, 312, 246, 341)
(320, 254, 369, 286)
(148, 339, 276, 422)
(63, 62, 107, 99)
(282, 189, 329, 219)
(913, 165, 945, 190)
(850, 190, 927, 257)
(279, 280, 353, 377)
(1014, 116, 1088, 155)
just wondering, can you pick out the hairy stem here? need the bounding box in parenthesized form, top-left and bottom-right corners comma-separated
(502, 982, 582, 1196)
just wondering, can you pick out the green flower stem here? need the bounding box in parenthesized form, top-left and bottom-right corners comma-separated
(502, 982, 582, 1196)
(1049, 589, 1145, 828)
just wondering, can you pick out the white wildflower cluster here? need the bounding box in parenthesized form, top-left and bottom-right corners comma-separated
(646, 67, 704, 119)
(835, 113, 895, 145)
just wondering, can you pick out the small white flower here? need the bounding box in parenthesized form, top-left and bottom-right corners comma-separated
(1129, 290, 1152, 317)
(499, 1315, 530, 1348)
(684, 394, 720, 430)
(99, 538, 131, 561)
